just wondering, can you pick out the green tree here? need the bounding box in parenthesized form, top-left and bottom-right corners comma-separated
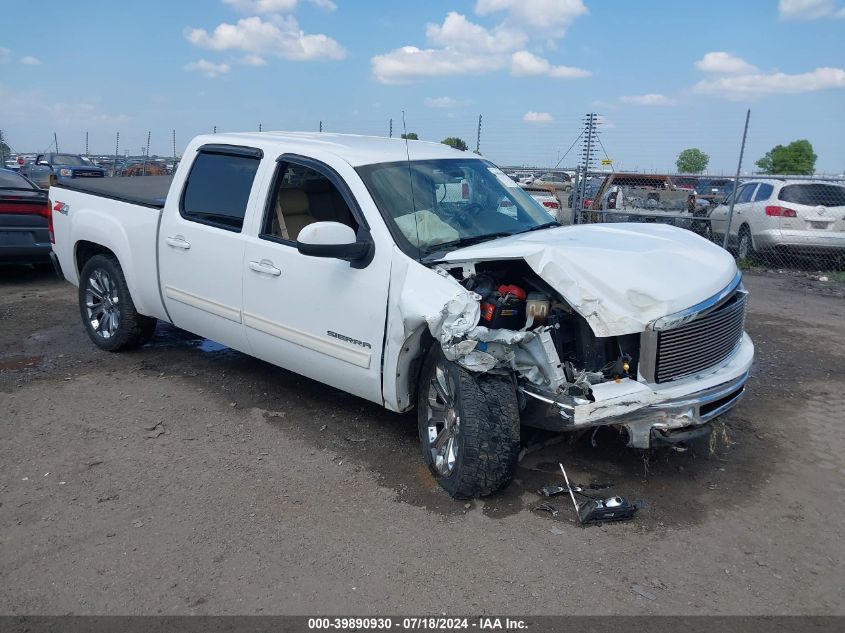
(441, 137, 468, 151)
(676, 148, 709, 173)
(400, 132, 418, 140)
(755, 139, 817, 175)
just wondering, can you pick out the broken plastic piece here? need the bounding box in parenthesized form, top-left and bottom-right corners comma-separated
(531, 502, 560, 518)
(559, 462, 638, 525)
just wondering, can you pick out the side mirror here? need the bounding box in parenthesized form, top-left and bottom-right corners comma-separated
(296, 221, 372, 262)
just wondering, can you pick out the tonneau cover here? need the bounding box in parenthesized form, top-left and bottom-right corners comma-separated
(53, 176, 173, 209)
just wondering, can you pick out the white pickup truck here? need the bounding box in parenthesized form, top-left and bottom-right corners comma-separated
(50, 132, 754, 498)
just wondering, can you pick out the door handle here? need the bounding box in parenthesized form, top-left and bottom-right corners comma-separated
(249, 260, 281, 276)
(165, 236, 191, 249)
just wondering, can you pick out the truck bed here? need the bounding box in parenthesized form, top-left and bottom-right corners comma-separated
(52, 176, 173, 209)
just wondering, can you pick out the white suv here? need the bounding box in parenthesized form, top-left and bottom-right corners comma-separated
(708, 179, 845, 259)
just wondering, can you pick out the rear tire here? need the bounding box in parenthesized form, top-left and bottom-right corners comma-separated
(737, 225, 754, 260)
(78, 254, 157, 352)
(417, 346, 521, 499)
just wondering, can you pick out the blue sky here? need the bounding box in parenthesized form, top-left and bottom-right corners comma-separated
(1, 0, 843, 173)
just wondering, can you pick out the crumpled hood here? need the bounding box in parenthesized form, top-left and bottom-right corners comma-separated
(439, 223, 738, 337)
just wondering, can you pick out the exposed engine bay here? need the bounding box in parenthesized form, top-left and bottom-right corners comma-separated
(430, 260, 641, 405)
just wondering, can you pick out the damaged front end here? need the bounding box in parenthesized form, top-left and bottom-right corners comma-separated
(425, 258, 754, 449)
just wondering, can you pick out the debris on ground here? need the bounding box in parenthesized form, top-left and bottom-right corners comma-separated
(558, 463, 639, 526)
(531, 503, 559, 518)
(145, 423, 165, 439)
(631, 584, 657, 601)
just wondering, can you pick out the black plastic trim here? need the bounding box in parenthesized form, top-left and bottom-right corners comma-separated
(197, 144, 264, 160)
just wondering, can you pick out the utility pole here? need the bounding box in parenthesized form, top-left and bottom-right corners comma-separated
(53, 132, 59, 153)
(573, 113, 599, 222)
(113, 132, 120, 177)
(259, 123, 262, 132)
(319, 120, 323, 132)
(389, 118, 393, 138)
(476, 114, 482, 154)
(142, 130, 150, 176)
(172, 129, 177, 166)
(723, 109, 751, 250)
(0, 129, 6, 166)
(85, 132, 89, 157)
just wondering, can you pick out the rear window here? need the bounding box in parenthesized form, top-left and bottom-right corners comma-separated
(0, 170, 37, 189)
(778, 184, 845, 207)
(181, 151, 261, 231)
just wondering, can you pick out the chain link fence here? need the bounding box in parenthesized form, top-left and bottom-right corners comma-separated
(549, 171, 844, 275)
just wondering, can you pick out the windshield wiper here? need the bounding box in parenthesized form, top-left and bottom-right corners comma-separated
(518, 221, 559, 234)
(434, 232, 514, 251)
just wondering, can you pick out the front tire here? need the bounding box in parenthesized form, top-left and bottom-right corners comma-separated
(78, 254, 157, 351)
(737, 225, 754, 260)
(417, 346, 521, 499)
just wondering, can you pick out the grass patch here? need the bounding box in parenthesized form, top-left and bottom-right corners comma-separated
(737, 258, 754, 270)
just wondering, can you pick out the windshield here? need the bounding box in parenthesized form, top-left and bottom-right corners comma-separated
(0, 170, 38, 190)
(357, 158, 557, 258)
(52, 154, 89, 166)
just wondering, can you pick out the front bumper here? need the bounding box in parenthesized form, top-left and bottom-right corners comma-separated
(521, 333, 754, 448)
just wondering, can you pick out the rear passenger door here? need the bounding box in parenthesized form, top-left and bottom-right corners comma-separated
(158, 144, 264, 352)
(240, 155, 390, 404)
(747, 182, 775, 238)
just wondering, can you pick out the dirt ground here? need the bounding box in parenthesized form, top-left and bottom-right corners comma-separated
(1, 266, 843, 615)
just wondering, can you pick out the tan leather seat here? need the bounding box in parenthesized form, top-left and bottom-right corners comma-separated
(277, 189, 313, 241)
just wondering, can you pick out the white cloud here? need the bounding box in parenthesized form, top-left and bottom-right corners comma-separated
(222, 0, 298, 13)
(371, 13, 514, 84)
(184, 59, 231, 78)
(426, 12, 525, 52)
(307, 0, 337, 10)
(371, 46, 498, 84)
(511, 50, 590, 78)
(185, 15, 346, 61)
(619, 93, 677, 106)
(693, 67, 845, 98)
(424, 96, 471, 108)
(523, 111, 553, 123)
(778, 0, 845, 20)
(371, 11, 587, 84)
(695, 52, 757, 74)
(476, 0, 587, 38)
(0, 47, 10, 63)
(20, 56, 41, 65)
(240, 54, 267, 66)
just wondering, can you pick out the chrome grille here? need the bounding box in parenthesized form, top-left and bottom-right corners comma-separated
(654, 290, 747, 383)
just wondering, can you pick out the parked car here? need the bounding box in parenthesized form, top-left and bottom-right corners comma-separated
(50, 132, 752, 498)
(708, 179, 845, 259)
(20, 153, 105, 189)
(532, 172, 572, 192)
(0, 168, 52, 264)
(522, 185, 565, 223)
(121, 162, 169, 177)
(697, 178, 739, 206)
(670, 176, 700, 191)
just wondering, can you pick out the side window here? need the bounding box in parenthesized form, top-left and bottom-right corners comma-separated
(181, 151, 261, 232)
(753, 183, 773, 202)
(262, 163, 359, 242)
(737, 184, 757, 203)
